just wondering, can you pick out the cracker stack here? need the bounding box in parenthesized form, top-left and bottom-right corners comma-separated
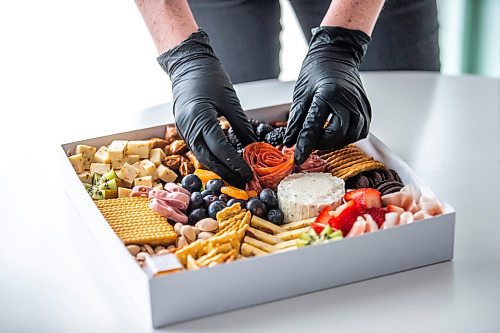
(94, 197, 177, 246)
(317, 145, 385, 180)
(175, 203, 251, 269)
(241, 216, 315, 257)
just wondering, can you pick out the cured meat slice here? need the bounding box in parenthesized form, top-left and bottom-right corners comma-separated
(243, 142, 294, 193)
(282, 146, 326, 173)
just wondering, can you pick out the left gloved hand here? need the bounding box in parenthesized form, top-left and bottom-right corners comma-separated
(284, 26, 372, 165)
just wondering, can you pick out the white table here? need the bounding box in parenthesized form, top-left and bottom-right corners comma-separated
(1, 73, 499, 332)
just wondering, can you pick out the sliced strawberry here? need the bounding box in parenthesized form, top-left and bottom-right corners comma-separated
(311, 222, 326, 235)
(328, 200, 364, 236)
(365, 207, 387, 227)
(315, 206, 332, 224)
(343, 188, 381, 209)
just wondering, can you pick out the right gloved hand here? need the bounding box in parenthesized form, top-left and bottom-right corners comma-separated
(157, 29, 256, 187)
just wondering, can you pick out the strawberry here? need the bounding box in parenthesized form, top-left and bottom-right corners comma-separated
(365, 207, 387, 227)
(328, 200, 364, 236)
(344, 188, 382, 209)
(311, 222, 326, 235)
(315, 206, 332, 224)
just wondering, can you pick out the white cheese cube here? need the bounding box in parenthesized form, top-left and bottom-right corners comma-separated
(125, 155, 140, 165)
(118, 187, 133, 198)
(149, 148, 166, 167)
(134, 176, 153, 187)
(94, 146, 110, 164)
(127, 140, 151, 159)
(139, 159, 158, 180)
(157, 164, 178, 183)
(152, 182, 163, 190)
(117, 163, 139, 184)
(68, 154, 84, 173)
(78, 171, 92, 184)
(90, 163, 111, 176)
(108, 140, 128, 162)
(75, 145, 97, 170)
(111, 158, 126, 170)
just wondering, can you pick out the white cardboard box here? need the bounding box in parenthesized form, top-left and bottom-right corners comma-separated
(60, 105, 455, 328)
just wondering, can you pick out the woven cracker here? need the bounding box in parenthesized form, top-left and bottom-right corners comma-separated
(337, 161, 386, 179)
(94, 197, 177, 246)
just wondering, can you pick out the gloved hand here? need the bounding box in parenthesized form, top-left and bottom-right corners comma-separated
(284, 26, 372, 165)
(158, 29, 256, 186)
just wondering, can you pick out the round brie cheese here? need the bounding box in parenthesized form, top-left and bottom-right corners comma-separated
(277, 173, 345, 223)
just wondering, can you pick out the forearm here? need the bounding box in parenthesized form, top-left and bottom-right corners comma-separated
(135, 0, 198, 54)
(321, 0, 384, 36)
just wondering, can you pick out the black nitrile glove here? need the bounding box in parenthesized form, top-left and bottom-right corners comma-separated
(284, 26, 372, 165)
(158, 29, 256, 186)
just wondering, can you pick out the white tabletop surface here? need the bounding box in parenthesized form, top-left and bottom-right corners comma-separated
(1, 73, 499, 332)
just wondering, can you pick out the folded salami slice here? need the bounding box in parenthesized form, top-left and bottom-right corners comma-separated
(243, 142, 294, 193)
(282, 146, 326, 173)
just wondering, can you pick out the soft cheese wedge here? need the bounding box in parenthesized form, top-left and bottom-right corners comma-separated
(277, 173, 345, 223)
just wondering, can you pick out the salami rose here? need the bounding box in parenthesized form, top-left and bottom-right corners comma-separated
(243, 142, 294, 193)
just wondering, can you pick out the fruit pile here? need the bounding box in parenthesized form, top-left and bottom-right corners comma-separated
(302, 185, 444, 246)
(181, 169, 285, 227)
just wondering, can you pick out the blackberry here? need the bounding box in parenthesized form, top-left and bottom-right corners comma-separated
(264, 127, 287, 146)
(255, 122, 274, 141)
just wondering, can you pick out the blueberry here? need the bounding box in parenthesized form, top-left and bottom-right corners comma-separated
(181, 174, 202, 193)
(206, 179, 224, 195)
(188, 208, 208, 225)
(219, 193, 231, 203)
(267, 209, 284, 225)
(188, 192, 204, 211)
(227, 198, 247, 207)
(203, 195, 219, 208)
(246, 198, 267, 218)
(208, 200, 226, 219)
(259, 188, 278, 209)
(201, 189, 216, 198)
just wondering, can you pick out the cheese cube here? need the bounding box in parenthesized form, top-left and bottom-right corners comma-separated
(127, 140, 151, 159)
(68, 154, 84, 173)
(139, 159, 158, 180)
(111, 158, 126, 170)
(90, 163, 111, 176)
(132, 161, 140, 170)
(125, 155, 140, 165)
(75, 145, 97, 170)
(118, 187, 133, 198)
(78, 171, 92, 184)
(134, 176, 153, 187)
(157, 164, 178, 183)
(149, 148, 166, 167)
(94, 146, 110, 164)
(152, 182, 164, 190)
(117, 163, 139, 184)
(108, 140, 128, 164)
(112, 155, 139, 171)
